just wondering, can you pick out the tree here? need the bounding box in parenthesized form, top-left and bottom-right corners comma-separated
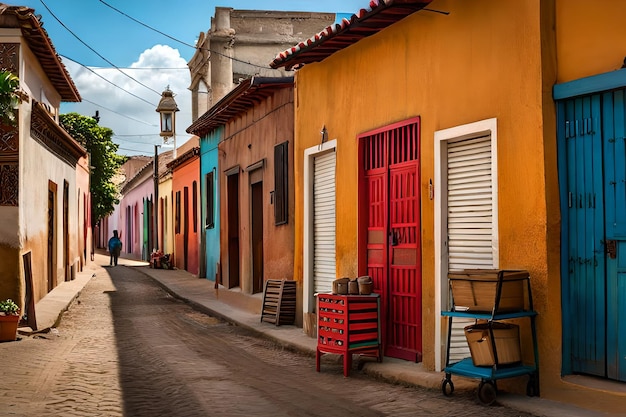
(60, 113, 125, 225)
(0, 70, 20, 126)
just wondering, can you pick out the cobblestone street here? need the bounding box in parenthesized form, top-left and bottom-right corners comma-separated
(0, 264, 537, 416)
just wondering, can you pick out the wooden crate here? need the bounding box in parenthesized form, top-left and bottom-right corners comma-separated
(448, 269, 528, 313)
(316, 294, 381, 377)
(464, 322, 521, 366)
(260, 280, 296, 326)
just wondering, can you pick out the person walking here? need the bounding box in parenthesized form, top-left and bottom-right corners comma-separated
(108, 230, 122, 266)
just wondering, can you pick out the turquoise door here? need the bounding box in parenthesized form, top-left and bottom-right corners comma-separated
(559, 89, 626, 381)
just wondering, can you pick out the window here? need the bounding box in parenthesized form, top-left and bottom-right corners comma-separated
(175, 191, 181, 234)
(274, 141, 288, 225)
(192, 181, 198, 233)
(205, 171, 215, 229)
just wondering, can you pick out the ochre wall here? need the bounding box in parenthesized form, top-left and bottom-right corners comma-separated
(293, 0, 551, 391)
(555, 0, 626, 83)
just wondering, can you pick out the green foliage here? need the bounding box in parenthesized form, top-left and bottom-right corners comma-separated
(60, 113, 125, 224)
(0, 70, 20, 126)
(0, 299, 19, 315)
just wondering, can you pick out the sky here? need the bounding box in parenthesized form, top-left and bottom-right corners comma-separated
(8, 0, 367, 156)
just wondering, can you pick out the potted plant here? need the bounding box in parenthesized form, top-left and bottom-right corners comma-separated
(0, 299, 20, 342)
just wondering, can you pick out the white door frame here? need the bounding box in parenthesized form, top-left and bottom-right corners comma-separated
(303, 139, 337, 315)
(433, 118, 499, 371)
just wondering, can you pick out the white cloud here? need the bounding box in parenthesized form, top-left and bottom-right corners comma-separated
(61, 44, 192, 156)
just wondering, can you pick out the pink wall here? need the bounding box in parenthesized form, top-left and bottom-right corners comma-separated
(118, 174, 154, 260)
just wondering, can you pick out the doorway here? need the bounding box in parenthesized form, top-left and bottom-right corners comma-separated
(559, 89, 626, 382)
(47, 181, 57, 293)
(251, 180, 264, 294)
(227, 169, 240, 288)
(360, 117, 422, 362)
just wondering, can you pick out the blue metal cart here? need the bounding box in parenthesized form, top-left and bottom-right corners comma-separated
(441, 271, 540, 405)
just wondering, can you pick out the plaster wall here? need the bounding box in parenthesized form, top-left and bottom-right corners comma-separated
(18, 36, 62, 114)
(76, 156, 91, 269)
(219, 88, 295, 301)
(158, 176, 173, 256)
(120, 174, 153, 260)
(555, 0, 626, 83)
(293, 0, 548, 386)
(200, 128, 222, 282)
(104, 202, 121, 249)
(20, 104, 81, 303)
(171, 156, 200, 275)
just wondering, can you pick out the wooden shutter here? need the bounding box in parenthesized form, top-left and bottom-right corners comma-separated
(193, 181, 198, 233)
(274, 141, 289, 225)
(205, 172, 214, 229)
(313, 150, 336, 294)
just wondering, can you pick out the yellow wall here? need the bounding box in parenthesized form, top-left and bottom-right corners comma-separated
(556, 0, 626, 83)
(294, 0, 549, 365)
(292, 0, 561, 400)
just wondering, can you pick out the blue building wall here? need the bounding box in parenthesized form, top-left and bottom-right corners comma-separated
(200, 126, 223, 281)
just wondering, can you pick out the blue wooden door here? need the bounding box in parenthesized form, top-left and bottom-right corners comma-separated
(601, 90, 626, 381)
(560, 89, 626, 381)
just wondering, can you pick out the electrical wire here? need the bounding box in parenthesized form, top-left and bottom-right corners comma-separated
(39, 0, 164, 97)
(98, 0, 271, 70)
(80, 98, 157, 127)
(61, 55, 158, 108)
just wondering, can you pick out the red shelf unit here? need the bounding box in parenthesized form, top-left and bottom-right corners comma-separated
(316, 293, 382, 377)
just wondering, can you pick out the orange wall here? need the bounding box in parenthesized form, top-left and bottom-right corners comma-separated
(171, 155, 200, 276)
(556, 0, 626, 83)
(293, 0, 552, 392)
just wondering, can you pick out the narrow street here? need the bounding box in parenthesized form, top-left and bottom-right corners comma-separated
(0, 262, 536, 417)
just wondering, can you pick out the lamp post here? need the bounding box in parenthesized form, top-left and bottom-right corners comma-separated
(155, 87, 179, 253)
(156, 86, 179, 158)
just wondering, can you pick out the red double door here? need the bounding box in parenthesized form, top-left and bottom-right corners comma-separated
(359, 117, 422, 362)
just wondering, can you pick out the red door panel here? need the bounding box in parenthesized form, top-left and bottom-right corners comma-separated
(361, 117, 422, 362)
(387, 164, 421, 361)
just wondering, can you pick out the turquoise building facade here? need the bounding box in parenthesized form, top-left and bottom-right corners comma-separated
(199, 127, 222, 282)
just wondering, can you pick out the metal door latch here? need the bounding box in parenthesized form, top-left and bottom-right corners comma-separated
(606, 240, 617, 259)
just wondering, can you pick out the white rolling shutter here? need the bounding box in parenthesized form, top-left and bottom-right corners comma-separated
(446, 134, 494, 362)
(313, 151, 336, 294)
(447, 135, 494, 270)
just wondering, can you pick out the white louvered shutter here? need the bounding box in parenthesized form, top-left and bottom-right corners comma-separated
(313, 151, 336, 294)
(446, 134, 494, 362)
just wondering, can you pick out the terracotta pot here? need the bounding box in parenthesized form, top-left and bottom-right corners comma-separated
(0, 314, 20, 342)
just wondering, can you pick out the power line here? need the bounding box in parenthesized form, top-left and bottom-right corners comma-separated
(61, 55, 158, 108)
(98, 0, 271, 70)
(89, 66, 188, 70)
(39, 0, 163, 97)
(80, 98, 156, 127)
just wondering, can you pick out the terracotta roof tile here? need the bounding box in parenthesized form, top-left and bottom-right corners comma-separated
(186, 77, 293, 137)
(0, 4, 80, 101)
(270, 0, 432, 70)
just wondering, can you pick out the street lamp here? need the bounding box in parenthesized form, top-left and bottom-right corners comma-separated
(154, 87, 179, 253)
(156, 86, 179, 158)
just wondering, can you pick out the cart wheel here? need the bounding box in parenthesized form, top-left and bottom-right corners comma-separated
(477, 381, 497, 406)
(526, 375, 538, 397)
(441, 378, 454, 396)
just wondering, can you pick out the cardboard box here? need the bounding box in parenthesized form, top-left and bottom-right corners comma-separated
(449, 269, 528, 313)
(464, 322, 521, 367)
